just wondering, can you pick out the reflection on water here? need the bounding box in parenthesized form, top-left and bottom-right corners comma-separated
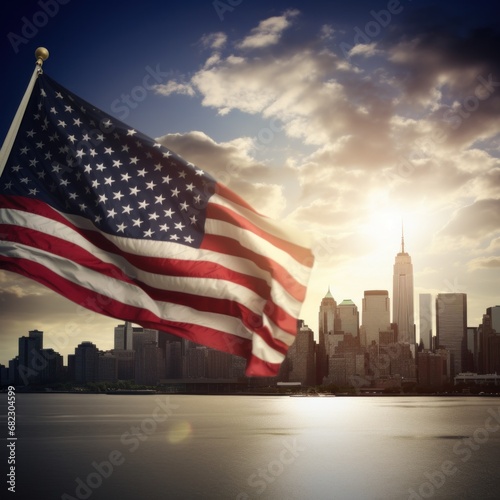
(2, 394, 500, 499)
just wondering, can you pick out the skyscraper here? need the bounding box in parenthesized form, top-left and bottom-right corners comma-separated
(337, 299, 359, 337)
(419, 294, 433, 349)
(392, 227, 415, 344)
(317, 288, 337, 383)
(436, 293, 467, 378)
(361, 290, 390, 347)
(114, 322, 133, 351)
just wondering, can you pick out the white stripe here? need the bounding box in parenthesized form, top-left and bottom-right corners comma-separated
(204, 217, 312, 288)
(2, 241, 287, 364)
(210, 193, 313, 249)
(1, 207, 305, 320)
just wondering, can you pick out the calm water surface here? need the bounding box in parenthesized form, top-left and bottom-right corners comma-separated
(1, 394, 500, 499)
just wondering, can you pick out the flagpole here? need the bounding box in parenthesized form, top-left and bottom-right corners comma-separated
(0, 47, 49, 177)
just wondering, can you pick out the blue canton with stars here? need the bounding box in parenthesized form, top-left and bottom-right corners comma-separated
(1, 73, 216, 247)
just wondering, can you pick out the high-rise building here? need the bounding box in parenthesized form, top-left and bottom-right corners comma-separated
(317, 288, 337, 383)
(419, 294, 433, 350)
(287, 321, 316, 386)
(392, 228, 415, 344)
(361, 290, 391, 347)
(436, 293, 467, 378)
(487, 306, 500, 334)
(337, 299, 359, 337)
(135, 341, 165, 385)
(74, 341, 100, 384)
(114, 322, 133, 351)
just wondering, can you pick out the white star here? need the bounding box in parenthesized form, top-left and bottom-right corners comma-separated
(55, 92, 63, 99)
(154, 194, 165, 204)
(159, 224, 169, 232)
(67, 135, 77, 143)
(154, 163, 163, 171)
(146, 181, 156, 190)
(138, 200, 150, 209)
(122, 205, 133, 214)
(137, 168, 147, 177)
(164, 208, 174, 218)
(82, 134, 91, 142)
(89, 149, 97, 157)
(189, 215, 198, 224)
(68, 192, 78, 200)
(130, 157, 139, 165)
(169, 234, 180, 241)
(79, 203, 88, 212)
(29, 158, 39, 167)
(174, 222, 185, 231)
(171, 187, 180, 197)
(179, 201, 189, 211)
(20, 147, 29, 155)
(57, 120, 67, 128)
(107, 208, 117, 218)
(73, 118, 82, 127)
(195, 169, 204, 176)
(96, 163, 106, 171)
(44, 151, 52, 161)
(50, 107, 58, 114)
(52, 164, 62, 173)
(162, 175, 171, 184)
(148, 212, 159, 221)
(60, 178, 69, 187)
(163, 151, 172, 158)
(99, 194, 108, 203)
(132, 218, 143, 227)
(127, 129, 137, 136)
(104, 147, 114, 155)
(112, 159, 122, 168)
(26, 129, 36, 138)
(121, 173, 131, 182)
(178, 171, 187, 179)
(122, 144, 130, 152)
(129, 186, 140, 196)
(12, 165, 21, 172)
(185, 183, 195, 191)
(104, 176, 115, 185)
(28, 188, 40, 196)
(144, 229, 154, 237)
(20, 177, 29, 184)
(35, 141, 44, 149)
(84, 164, 92, 174)
(75, 149, 85, 159)
(116, 223, 127, 233)
(95, 215, 102, 224)
(102, 119, 113, 128)
(184, 235, 194, 244)
(113, 191, 124, 200)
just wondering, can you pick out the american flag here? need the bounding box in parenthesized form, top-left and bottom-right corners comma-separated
(0, 72, 314, 377)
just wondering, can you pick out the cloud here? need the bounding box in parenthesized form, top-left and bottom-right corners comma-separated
(440, 199, 500, 239)
(155, 131, 289, 217)
(468, 256, 500, 270)
(200, 32, 227, 50)
(237, 9, 299, 49)
(153, 80, 195, 97)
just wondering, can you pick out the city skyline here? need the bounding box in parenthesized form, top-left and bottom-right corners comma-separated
(1, 1, 499, 362)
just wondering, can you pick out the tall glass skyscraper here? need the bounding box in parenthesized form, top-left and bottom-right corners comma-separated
(436, 293, 467, 378)
(361, 290, 390, 347)
(392, 229, 415, 344)
(419, 293, 433, 349)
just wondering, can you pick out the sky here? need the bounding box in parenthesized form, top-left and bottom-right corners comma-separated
(1, 0, 499, 365)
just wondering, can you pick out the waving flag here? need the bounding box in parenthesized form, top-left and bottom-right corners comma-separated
(0, 70, 314, 377)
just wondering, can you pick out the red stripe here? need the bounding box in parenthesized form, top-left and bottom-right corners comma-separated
(207, 201, 314, 266)
(215, 182, 261, 215)
(245, 354, 283, 377)
(0, 195, 272, 296)
(2, 223, 298, 336)
(0, 255, 260, 366)
(201, 233, 307, 302)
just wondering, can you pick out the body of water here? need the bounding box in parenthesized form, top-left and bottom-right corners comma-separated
(1, 394, 500, 499)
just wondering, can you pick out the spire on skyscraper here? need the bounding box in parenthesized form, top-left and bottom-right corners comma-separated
(401, 220, 405, 254)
